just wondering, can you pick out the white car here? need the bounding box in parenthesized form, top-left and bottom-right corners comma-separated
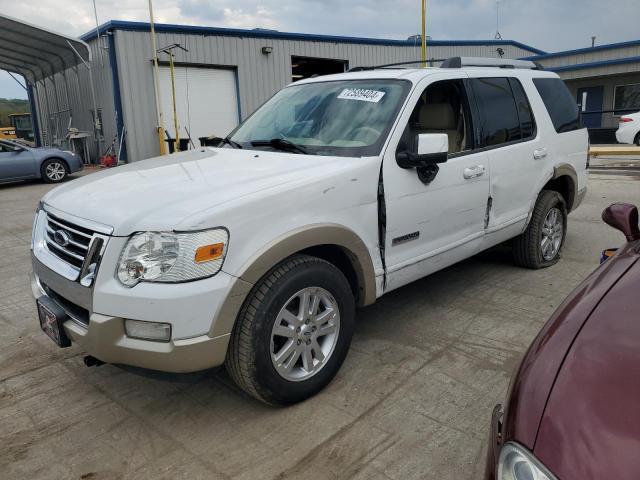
(615, 111, 640, 145)
(31, 57, 588, 405)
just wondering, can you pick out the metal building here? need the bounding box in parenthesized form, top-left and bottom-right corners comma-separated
(527, 41, 640, 138)
(31, 20, 542, 163)
(23, 19, 640, 163)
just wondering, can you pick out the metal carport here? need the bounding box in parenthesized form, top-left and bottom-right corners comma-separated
(0, 13, 100, 156)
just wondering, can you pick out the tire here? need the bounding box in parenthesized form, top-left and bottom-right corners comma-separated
(41, 158, 68, 183)
(513, 190, 567, 269)
(634, 132, 640, 146)
(225, 254, 355, 406)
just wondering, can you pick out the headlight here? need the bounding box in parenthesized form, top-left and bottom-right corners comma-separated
(498, 443, 557, 480)
(117, 228, 228, 287)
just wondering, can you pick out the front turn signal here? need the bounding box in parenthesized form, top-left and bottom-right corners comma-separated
(195, 243, 225, 263)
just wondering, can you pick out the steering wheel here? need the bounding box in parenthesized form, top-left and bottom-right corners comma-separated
(349, 126, 380, 144)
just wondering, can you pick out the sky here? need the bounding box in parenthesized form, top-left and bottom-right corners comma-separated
(1, 0, 639, 99)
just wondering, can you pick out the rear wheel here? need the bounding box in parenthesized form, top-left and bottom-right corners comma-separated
(225, 255, 355, 406)
(41, 159, 68, 183)
(634, 132, 640, 146)
(513, 190, 567, 269)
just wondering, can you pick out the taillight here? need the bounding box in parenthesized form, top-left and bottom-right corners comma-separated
(619, 117, 633, 123)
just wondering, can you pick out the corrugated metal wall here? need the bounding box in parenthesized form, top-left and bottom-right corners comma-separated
(114, 29, 534, 161)
(31, 35, 117, 163)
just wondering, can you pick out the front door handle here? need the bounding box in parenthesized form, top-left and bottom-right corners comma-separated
(533, 148, 548, 160)
(463, 165, 485, 180)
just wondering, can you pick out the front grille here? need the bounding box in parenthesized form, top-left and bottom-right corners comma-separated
(45, 213, 95, 269)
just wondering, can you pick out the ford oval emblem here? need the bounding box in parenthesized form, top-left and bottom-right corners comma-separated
(53, 230, 71, 248)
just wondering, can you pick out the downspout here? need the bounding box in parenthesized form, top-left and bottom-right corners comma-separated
(107, 31, 127, 162)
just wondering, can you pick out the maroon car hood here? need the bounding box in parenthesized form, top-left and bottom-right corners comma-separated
(535, 253, 640, 479)
(502, 244, 640, 449)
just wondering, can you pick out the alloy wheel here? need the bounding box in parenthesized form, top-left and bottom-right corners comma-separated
(270, 287, 340, 382)
(45, 162, 66, 181)
(541, 207, 563, 261)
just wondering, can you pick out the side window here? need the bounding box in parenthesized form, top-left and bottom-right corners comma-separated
(509, 78, 536, 139)
(532, 78, 581, 133)
(398, 79, 473, 155)
(470, 77, 522, 147)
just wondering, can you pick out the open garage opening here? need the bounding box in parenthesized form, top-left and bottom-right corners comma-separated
(291, 56, 348, 82)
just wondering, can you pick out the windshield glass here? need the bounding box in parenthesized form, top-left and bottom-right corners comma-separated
(229, 79, 411, 157)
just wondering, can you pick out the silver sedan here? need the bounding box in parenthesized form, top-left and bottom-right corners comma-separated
(0, 139, 84, 184)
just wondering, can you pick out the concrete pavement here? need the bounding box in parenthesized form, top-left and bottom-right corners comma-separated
(1, 171, 638, 479)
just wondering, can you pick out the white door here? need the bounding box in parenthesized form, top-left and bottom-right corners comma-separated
(383, 75, 490, 292)
(158, 66, 239, 143)
(467, 75, 545, 230)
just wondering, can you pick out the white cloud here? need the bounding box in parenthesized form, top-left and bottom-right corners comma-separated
(0, 0, 637, 52)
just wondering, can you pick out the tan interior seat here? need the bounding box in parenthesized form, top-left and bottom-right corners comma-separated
(417, 103, 463, 153)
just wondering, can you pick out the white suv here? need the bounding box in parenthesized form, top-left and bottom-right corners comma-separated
(31, 57, 588, 405)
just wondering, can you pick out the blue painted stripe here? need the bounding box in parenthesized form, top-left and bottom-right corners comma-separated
(544, 55, 640, 73)
(81, 20, 545, 54)
(523, 39, 640, 61)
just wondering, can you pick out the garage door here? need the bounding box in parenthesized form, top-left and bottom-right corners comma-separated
(158, 65, 239, 144)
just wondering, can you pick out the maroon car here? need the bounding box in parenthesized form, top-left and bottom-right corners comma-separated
(485, 203, 640, 480)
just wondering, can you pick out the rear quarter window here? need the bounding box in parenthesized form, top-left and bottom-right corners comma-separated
(532, 78, 582, 133)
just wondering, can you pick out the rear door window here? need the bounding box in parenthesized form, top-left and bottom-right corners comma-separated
(509, 78, 536, 139)
(533, 78, 582, 133)
(470, 78, 523, 147)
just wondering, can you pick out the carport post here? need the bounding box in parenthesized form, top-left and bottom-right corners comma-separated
(66, 40, 102, 163)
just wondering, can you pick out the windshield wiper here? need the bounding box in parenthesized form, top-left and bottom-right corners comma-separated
(250, 138, 308, 154)
(220, 136, 243, 149)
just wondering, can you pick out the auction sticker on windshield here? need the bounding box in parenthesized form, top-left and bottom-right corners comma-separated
(337, 88, 386, 103)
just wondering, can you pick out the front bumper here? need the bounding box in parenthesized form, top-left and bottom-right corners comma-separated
(31, 250, 248, 373)
(484, 403, 504, 480)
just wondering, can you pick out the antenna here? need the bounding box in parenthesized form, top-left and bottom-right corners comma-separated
(494, 0, 502, 40)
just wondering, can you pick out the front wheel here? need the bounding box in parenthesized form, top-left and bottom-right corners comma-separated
(513, 190, 567, 269)
(225, 255, 355, 406)
(41, 159, 68, 183)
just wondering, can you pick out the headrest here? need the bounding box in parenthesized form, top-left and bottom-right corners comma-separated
(418, 103, 456, 130)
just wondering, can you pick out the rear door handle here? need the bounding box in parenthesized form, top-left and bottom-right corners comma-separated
(533, 148, 548, 160)
(463, 165, 485, 180)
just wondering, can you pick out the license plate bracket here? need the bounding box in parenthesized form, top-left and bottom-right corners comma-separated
(37, 296, 71, 348)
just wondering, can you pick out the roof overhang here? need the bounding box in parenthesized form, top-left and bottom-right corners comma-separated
(0, 13, 92, 84)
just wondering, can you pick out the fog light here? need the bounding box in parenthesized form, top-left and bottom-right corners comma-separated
(124, 320, 171, 342)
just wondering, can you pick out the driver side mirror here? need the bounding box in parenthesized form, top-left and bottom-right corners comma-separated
(396, 133, 449, 184)
(602, 203, 640, 242)
(12, 146, 23, 152)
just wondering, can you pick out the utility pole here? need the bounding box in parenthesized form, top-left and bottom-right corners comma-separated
(421, 0, 427, 67)
(148, 0, 167, 155)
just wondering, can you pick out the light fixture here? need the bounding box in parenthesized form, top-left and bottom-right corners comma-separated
(261, 46, 273, 54)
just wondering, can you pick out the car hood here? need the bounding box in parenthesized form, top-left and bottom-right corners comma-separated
(534, 252, 640, 479)
(42, 148, 359, 235)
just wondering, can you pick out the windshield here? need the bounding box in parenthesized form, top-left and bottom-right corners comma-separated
(229, 79, 411, 157)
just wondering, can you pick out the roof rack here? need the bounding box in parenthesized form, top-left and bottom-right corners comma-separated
(347, 59, 447, 72)
(347, 56, 544, 73)
(440, 56, 544, 70)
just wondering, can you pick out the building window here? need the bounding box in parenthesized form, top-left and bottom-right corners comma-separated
(613, 83, 640, 116)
